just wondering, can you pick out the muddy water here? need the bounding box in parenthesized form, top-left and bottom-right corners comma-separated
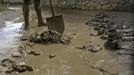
(0, 21, 23, 53)
(0, 6, 133, 75)
(0, 7, 23, 74)
(16, 9, 134, 75)
(0, 20, 23, 69)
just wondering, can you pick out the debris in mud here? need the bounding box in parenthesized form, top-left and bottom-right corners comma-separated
(26, 42, 35, 47)
(116, 50, 134, 56)
(90, 31, 98, 36)
(86, 13, 126, 50)
(5, 65, 34, 73)
(49, 53, 56, 59)
(107, 29, 122, 41)
(1, 59, 34, 73)
(77, 42, 102, 53)
(29, 31, 61, 44)
(29, 31, 71, 45)
(86, 13, 119, 36)
(28, 51, 40, 56)
(1, 59, 16, 67)
(104, 40, 119, 50)
(20, 35, 29, 41)
(11, 52, 22, 58)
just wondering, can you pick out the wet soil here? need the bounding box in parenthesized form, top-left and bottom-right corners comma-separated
(19, 9, 133, 75)
(0, 7, 133, 75)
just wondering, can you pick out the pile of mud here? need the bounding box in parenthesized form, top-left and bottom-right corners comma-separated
(86, 13, 134, 66)
(21, 31, 72, 45)
(86, 13, 123, 50)
(1, 59, 34, 74)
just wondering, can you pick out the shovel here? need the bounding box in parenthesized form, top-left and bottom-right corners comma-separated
(46, 0, 65, 34)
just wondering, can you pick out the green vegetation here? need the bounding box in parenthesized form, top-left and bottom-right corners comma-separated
(0, 4, 7, 12)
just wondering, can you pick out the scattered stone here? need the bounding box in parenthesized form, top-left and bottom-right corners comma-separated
(90, 32, 98, 36)
(11, 52, 22, 58)
(60, 36, 72, 45)
(86, 13, 128, 50)
(20, 36, 28, 41)
(13, 65, 34, 73)
(100, 34, 108, 40)
(1, 59, 34, 73)
(28, 51, 40, 56)
(91, 45, 102, 53)
(104, 40, 119, 50)
(5, 65, 34, 73)
(79, 42, 102, 53)
(5, 66, 14, 73)
(1, 59, 16, 67)
(26, 42, 35, 47)
(49, 53, 56, 59)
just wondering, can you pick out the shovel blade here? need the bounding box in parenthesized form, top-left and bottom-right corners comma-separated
(46, 15, 65, 34)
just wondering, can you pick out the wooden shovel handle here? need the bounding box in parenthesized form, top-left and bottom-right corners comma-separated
(49, 0, 55, 17)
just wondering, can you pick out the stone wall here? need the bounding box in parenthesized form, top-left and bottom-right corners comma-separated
(41, 0, 134, 11)
(1, 0, 23, 4)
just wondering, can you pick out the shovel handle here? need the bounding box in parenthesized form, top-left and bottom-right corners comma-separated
(49, 0, 55, 17)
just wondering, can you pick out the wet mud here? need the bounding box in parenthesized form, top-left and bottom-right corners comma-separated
(0, 7, 134, 75)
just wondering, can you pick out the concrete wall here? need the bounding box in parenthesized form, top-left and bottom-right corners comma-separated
(1, 0, 23, 4)
(1, 0, 134, 11)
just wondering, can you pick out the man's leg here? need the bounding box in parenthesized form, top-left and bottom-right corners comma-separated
(34, 0, 46, 26)
(23, 0, 30, 30)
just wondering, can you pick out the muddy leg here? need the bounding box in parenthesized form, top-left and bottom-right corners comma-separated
(23, 0, 30, 30)
(34, 0, 46, 26)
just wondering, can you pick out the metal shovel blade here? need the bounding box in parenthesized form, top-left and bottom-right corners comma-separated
(46, 15, 65, 34)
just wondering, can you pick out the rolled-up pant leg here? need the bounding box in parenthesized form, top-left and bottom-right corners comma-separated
(23, 0, 30, 29)
(34, 0, 45, 26)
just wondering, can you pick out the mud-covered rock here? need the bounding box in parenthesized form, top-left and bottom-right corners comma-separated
(11, 52, 22, 58)
(13, 65, 34, 73)
(1, 59, 16, 67)
(5, 65, 34, 73)
(107, 29, 122, 41)
(91, 45, 103, 52)
(28, 51, 40, 56)
(49, 53, 56, 59)
(86, 13, 125, 50)
(29, 31, 71, 45)
(104, 40, 119, 50)
(29, 31, 61, 44)
(1, 59, 34, 73)
(80, 42, 102, 53)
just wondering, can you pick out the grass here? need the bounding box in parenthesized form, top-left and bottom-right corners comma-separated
(0, 4, 7, 12)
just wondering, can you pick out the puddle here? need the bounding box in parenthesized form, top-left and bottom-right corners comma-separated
(0, 20, 23, 59)
(8, 6, 21, 10)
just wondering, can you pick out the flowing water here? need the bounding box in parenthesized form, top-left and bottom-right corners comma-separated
(0, 7, 23, 73)
(0, 20, 23, 63)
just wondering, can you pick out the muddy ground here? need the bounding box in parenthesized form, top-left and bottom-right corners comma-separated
(0, 7, 134, 75)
